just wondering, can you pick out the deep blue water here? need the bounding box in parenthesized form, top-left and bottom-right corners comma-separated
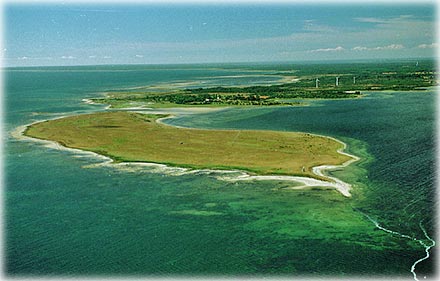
(4, 64, 436, 277)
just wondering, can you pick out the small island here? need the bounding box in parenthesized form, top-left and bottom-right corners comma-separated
(24, 111, 352, 180)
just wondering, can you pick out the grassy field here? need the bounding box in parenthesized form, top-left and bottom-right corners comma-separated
(24, 111, 351, 179)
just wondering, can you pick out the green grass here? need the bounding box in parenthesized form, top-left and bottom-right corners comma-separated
(24, 111, 351, 179)
(89, 60, 435, 109)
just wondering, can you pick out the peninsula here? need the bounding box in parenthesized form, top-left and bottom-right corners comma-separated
(24, 111, 352, 180)
(88, 60, 435, 109)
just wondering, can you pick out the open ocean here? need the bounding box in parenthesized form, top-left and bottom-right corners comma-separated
(4, 64, 436, 278)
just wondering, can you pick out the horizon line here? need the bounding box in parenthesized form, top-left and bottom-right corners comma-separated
(2, 56, 435, 69)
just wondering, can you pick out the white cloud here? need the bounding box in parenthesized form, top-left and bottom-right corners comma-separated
(373, 44, 404, 50)
(13, 56, 53, 61)
(355, 15, 415, 25)
(83, 14, 431, 63)
(354, 17, 388, 24)
(303, 22, 339, 33)
(417, 43, 438, 49)
(352, 44, 404, 51)
(352, 46, 368, 51)
(309, 46, 345, 53)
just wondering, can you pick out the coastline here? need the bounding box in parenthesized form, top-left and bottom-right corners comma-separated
(156, 115, 358, 197)
(15, 109, 360, 197)
(12, 121, 113, 163)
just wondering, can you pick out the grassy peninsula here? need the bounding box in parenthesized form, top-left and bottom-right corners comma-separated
(24, 111, 351, 179)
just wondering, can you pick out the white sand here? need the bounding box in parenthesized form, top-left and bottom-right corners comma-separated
(11, 118, 113, 163)
(156, 115, 360, 197)
(81, 98, 97, 105)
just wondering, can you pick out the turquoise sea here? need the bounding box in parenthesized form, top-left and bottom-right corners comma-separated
(4, 63, 436, 278)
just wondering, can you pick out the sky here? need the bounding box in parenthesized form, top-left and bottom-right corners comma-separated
(2, 2, 437, 66)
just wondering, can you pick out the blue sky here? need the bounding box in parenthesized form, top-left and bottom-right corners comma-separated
(3, 3, 437, 66)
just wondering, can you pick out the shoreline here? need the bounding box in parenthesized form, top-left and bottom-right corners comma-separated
(156, 114, 359, 197)
(156, 112, 361, 197)
(15, 108, 359, 197)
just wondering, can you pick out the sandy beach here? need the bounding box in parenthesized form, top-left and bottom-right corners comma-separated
(155, 111, 359, 197)
(216, 137, 358, 197)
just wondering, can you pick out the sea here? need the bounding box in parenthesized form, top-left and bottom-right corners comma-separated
(4, 63, 436, 278)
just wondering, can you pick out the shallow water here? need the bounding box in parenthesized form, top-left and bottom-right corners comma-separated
(167, 90, 436, 235)
(4, 64, 436, 277)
